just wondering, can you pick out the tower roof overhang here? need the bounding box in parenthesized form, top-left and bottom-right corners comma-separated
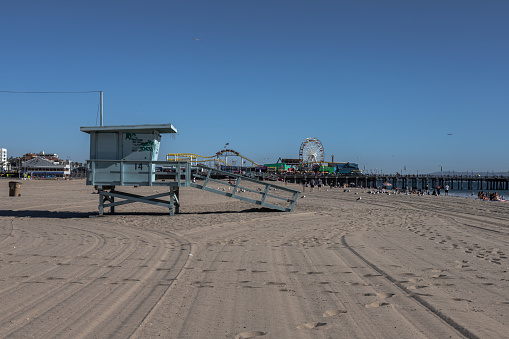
(80, 123, 177, 134)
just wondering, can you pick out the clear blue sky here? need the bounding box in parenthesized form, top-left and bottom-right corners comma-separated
(1, 0, 508, 174)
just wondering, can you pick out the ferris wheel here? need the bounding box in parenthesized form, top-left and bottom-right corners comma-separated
(299, 137, 325, 164)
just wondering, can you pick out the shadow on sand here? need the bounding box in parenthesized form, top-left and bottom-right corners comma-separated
(0, 207, 278, 219)
(178, 207, 279, 215)
(0, 210, 94, 219)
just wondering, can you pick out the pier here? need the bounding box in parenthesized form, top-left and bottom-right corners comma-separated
(268, 173, 509, 191)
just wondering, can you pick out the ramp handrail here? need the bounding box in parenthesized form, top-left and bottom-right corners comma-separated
(191, 164, 300, 212)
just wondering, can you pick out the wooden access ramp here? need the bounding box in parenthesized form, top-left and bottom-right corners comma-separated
(191, 165, 300, 212)
(86, 160, 300, 215)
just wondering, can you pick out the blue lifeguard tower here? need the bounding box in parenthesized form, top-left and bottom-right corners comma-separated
(81, 123, 300, 215)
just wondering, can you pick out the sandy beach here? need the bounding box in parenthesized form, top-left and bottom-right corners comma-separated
(1, 179, 508, 338)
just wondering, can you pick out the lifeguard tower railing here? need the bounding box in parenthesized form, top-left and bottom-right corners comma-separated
(86, 160, 300, 215)
(87, 160, 191, 187)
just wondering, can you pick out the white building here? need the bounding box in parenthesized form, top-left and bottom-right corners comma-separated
(0, 148, 7, 171)
(22, 157, 71, 178)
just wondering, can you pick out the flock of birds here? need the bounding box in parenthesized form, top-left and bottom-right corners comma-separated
(215, 186, 282, 194)
(300, 188, 400, 201)
(217, 186, 247, 193)
(213, 182, 404, 202)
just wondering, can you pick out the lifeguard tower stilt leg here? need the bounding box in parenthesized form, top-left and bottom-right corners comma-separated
(98, 186, 116, 215)
(169, 186, 180, 216)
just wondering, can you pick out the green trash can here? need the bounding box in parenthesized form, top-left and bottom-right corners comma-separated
(8, 181, 21, 197)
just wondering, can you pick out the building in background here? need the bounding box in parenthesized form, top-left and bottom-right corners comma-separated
(1, 150, 76, 178)
(1, 148, 7, 171)
(23, 151, 62, 163)
(22, 157, 70, 178)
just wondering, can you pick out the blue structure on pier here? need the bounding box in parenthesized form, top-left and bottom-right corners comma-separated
(335, 162, 361, 175)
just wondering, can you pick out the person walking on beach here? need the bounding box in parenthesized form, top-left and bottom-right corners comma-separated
(318, 178, 322, 192)
(310, 178, 315, 192)
(301, 178, 306, 192)
(426, 183, 429, 195)
(445, 184, 449, 196)
(437, 185, 441, 196)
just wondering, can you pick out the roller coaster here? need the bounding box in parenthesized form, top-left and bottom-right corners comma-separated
(167, 149, 259, 168)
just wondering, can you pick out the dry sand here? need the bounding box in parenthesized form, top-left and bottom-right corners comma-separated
(1, 179, 509, 338)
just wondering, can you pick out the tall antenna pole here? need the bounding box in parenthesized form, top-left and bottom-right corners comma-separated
(100, 91, 103, 126)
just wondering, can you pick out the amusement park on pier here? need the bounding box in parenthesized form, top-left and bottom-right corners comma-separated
(166, 137, 362, 176)
(164, 137, 509, 192)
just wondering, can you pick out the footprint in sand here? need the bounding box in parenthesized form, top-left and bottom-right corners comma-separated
(376, 292, 394, 298)
(235, 330, 267, 339)
(323, 310, 347, 318)
(263, 282, 286, 286)
(363, 293, 376, 296)
(365, 301, 389, 308)
(296, 322, 327, 330)
(238, 285, 260, 289)
(408, 292, 433, 297)
(191, 281, 213, 288)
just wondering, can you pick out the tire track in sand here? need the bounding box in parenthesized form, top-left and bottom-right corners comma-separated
(340, 234, 479, 339)
(0, 215, 192, 338)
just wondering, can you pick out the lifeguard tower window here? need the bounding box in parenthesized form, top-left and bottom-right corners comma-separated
(96, 133, 118, 160)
